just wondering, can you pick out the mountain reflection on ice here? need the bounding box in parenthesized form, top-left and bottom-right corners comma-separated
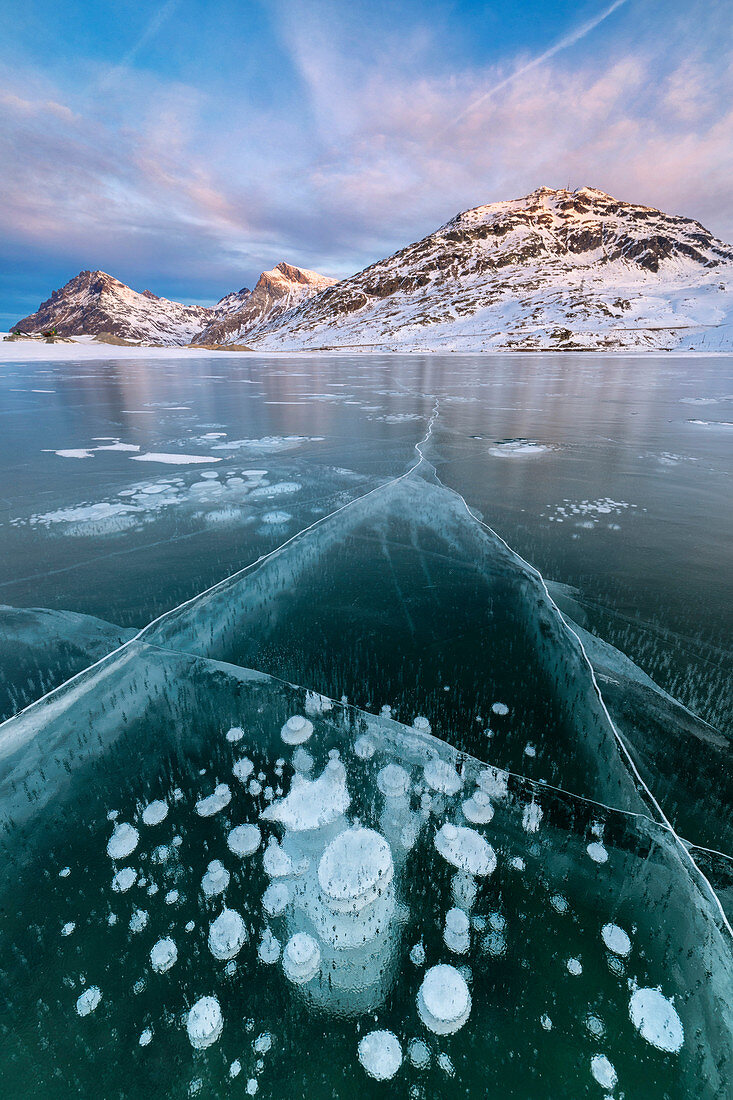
(0, 456, 731, 1097)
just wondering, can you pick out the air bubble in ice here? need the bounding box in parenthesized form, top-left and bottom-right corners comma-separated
(139, 1028, 152, 1047)
(462, 789, 494, 824)
(141, 800, 168, 826)
(233, 757, 254, 783)
(76, 986, 102, 1017)
(408, 1038, 430, 1069)
(262, 758, 350, 832)
(591, 1054, 617, 1089)
(412, 716, 431, 733)
(424, 758, 463, 796)
(208, 909, 247, 960)
(107, 822, 139, 860)
(282, 932, 321, 984)
(377, 763, 411, 799)
(112, 867, 137, 893)
(201, 860, 230, 898)
(443, 908, 470, 954)
(566, 957, 583, 975)
(258, 928, 281, 963)
(61, 922, 75, 936)
(129, 909, 148, 933)
(186, 996, 223, 1049)
(354, 736, 376, 760)
(434, 824, 496, 876)
(587, 842, 608, 864)
(150, 935, 178, 973)
(629, 988, 684, 1052)
(417, 964, 471, 1034)
(601, 923, 631, 956)
(357, 1030, 403, 1080)
(280, 715, 314, 745)
(228, 824, 261, 857)
(195, 784, 231, 817)
(522, 801, 543, 833)
(317, 826, 393, 912)
(226, 726, 245, 743)
(491, 702, 509, 716)
(262, 882, 291, 916)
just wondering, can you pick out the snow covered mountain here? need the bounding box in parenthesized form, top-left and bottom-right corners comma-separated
(12, 270, 220, 345)
(193, 261, 337, 346)
(245, 187, 733, 353)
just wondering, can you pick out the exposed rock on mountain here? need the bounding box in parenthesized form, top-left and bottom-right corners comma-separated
(193, 261, 337, 346)
(12, 270, 216, 345)
(246, 187, 733, 352)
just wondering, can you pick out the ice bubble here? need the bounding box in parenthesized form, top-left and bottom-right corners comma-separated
(61, 922, 76, 936)
(263, 837, 300, 878)
(424, 758, 463, 796)
(195, 784, 231, 817)
(141, 800, 168, 826)
(59, 866, 71, 878)
(246, 1080, 258, 1095)
(550, 894, 568, 914)
(510, 856, 526, 871)
(444, 907, 470, 954)
(112, 867, 137, 893)
(76, 986, 102, 1017)
(262, 758, 350, 832)
(305, 690, 333, 715)
(462, 789, 494, 824)
(226, 726, 245, 743)
(149, 937, 177, 972)
(491, 702, 509, 716)
(152, 845, 170, 864)
(172, 835, 183, 847)
(209, 908, 247, 960)
(254, 1032, 273, 1054)
(451, 871, 477, 911)
(413, 716, 431, 733)
(318, 826, 393, 913)
(522, 801, 543, 833)
(262, 882, 291, 916)
(380, 704, 392, 717)
(129, 909, 149, 933)
(566, 957, 583, 976)
(249, 780, 263, 796)
(185, 920, 195, 933)
(438, 1053, 454, 1076)
(524, 743, 536, 757)
(354, 735, 376, 760)
(629, 988, 684, 1053)
(601, 923, 631, 957)
(541, 1014, 553, 1031)
(408, 1038, 430, 1069)
(417, 964, 471, 1035)
(233, 757, 254, 783)
(139, 1028, 153, 1047)
(482, 929, 507, 957)
(282, 932, 321, 984)
(477, 766, 508, 800)
(164, 890, 179, 906)
(258, 928, 281, 963)
(591, 1054, 617, 1089)
(201, 860, 230, 898)
(186, 996, 223, 1049)
(587, 842, 609, 864)
(280, 715, 314, 745)
(377, 763, 411, 799)
(292, 747, 314, 772)
(585, 1014, 605, 1037)
(108, 913, 117, 926)
(227, 824, 261, 857)
(358, 1030, 403, 1080)
(400, 821, 419, 850)
(229, 1060, 242, 1078)
(435, 824, 496, 876)
(107, 822, 139, 860)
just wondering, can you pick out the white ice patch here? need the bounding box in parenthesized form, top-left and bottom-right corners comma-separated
(227, 824, 261, 857)
(282, 932, 321, 984)
(107, 822, 139, 860)
(591, 1054, 617, 1089)
(629, 988, 684, 1052)
(601, 923, 631, 956)
(488, 441, 550, 458)
(261, 511, 292, 525)
(417, 964, 471, 1034)
(208, 908, 247, 960)
(187, 996, 223, 1049)
(201, 860, 230, 898)
(357, 1030, 403, 1080)
(195, 784, 231, 817)
(141, 800, 168, 826)
(132, 453, 221, 465)
(150, 937, 178, 973)
(262, 757, 349, 831)
(76, 986, 102, 1016)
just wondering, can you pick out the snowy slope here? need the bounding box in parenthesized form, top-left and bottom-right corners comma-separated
(12, 271, 235, 346)
(193, 261, 337, 346)
(246, 187, 733, 353)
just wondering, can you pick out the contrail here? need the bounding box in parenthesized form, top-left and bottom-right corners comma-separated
(99, 0, 181, 91)
(450, 0, 630, 128)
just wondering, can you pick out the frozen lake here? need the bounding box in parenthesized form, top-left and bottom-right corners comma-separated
(0, 351, 731, 1097)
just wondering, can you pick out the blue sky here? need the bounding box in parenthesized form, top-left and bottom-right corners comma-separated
(1, 0, 732, 322)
